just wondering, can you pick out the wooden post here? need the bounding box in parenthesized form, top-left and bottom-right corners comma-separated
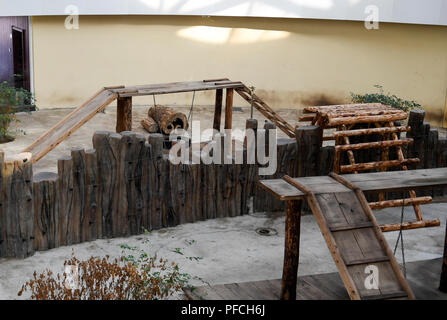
(116, 96, 132, 133)
(0, 152, 34, 258)
(295, 125, 322, 177)
(280, 199, 302, 300)
(440, 221, 447, 292)
(407, 109, 425, 169)
(213, 89, 223, 132)
(224, 88, 234, 130)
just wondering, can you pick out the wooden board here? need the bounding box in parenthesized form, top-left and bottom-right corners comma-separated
(23, 89, 118, 162)
(183, 258, 446, 300)
(258, 168, 447, 200)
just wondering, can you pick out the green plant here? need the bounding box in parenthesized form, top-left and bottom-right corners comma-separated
(0, 78, 33, 142)
(351, 85, 421, 113)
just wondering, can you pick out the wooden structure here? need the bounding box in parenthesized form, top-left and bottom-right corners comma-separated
(441, 222, 447, 293)
(23, 78, 295, 163)
(258, 168, 447, 300)
(184, 258, 447, 300)
(298, 104, 439, 232)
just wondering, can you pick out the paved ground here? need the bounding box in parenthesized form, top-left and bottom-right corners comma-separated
(0, 201, 445, 299)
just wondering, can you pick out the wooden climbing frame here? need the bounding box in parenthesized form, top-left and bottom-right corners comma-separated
(298, 103, 440, 232)
(258, 168, 447, 300)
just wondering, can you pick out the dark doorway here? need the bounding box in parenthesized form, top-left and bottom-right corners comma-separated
(12, 26, 27, 90)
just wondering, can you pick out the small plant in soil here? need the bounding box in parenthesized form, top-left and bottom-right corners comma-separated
(0, 78, 34, 142)
(351, 85, 421, 113)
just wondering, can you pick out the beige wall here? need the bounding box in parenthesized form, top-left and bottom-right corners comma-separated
(31, 15, 447, 126)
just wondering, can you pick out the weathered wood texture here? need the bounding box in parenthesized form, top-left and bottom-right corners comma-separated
(140, 116, 159, 133)
(116, 96, 132, 133)
(148, 105, 188, 135)
(0, 153, 34, 258)
(441, 221, 447, 293)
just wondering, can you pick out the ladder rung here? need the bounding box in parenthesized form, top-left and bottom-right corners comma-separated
(362, 291, 408, 300)
(327, 113, 408, 126)
(340, 158, 420, 173)
(380, 219, 441, 232)
(329, 222, 374, 232)
(333, 126, 410, 138)
(335, 139, 413, 152)
(369, 196, 432, 210)
(344, 255, 390, 266)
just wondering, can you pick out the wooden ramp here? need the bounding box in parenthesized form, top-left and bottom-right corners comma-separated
(22, 87, 119, 162)
(22, 79, 295, 163)
(184, 258, 446, 300)
(283, 173, 415, 300)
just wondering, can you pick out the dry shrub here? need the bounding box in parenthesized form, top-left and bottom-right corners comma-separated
(18, 254, 186, 300)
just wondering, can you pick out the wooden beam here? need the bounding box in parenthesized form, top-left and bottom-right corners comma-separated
(340, 158, 420, 173)
(327, 113, 407, 127)
(333, 126, 410, 138)
(116, 96, 132, 133)
(380, 219, 440, 232)
(335, 138, 413, 152)
(369, 196, 432, 210)
(224, 88, 234, 129)
(213, 89, 223, 131)
(280, 200, 302, 300)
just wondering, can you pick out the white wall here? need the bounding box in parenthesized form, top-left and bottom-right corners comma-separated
(1, 0, 447, 26)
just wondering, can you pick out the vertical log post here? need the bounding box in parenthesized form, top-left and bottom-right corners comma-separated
(407, 109, 425, 169)
(296, 125, 322, 177)
(116, 96, 132, 133)
(84, 149, 100, 241)
(33, 172, 59, 251)
(224, 88, 234, 130)
(280, 199, 303, 300)
(0, 152, 34, 258)
(213, 89, 223, 132)
(70, 147, 86, 244)
(440, 221, 447, 292)
(57, 155, 73, 245)
(148, 133, 164, 229)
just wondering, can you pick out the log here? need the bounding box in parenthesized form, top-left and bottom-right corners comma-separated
(84, 149, 100, 241)
(333, 126, 410, 138)
(147, 133, 165, 229)
(380, 219, 440, 232)
(213, 89, 223, 131)
(440, 221, 447, 292)
(92, 131, 121, 238)
(407, 109, 425, 169)
(141, 142, 152, 231)
(224, 88, 234, 129)
(57, 155, 73, 245)
(327, 113, 407, 127)
(148, 105, 188, 135)
(340, 158, 420, 173)
(335, 138, 413, 152)
(33, 172, 59, 251)
(116, 96, 132, 133)
(0, 153, 34, 258)
(369, 196, 432, 210)
(140, 116, 159, 133)
(280, 199, 302, 300)
(296, 125, 322, 177)
(70, 147, 86, 244)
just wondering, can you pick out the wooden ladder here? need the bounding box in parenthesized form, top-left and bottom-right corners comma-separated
(236, 85, 295, 138)
(283, 173, 415, 300)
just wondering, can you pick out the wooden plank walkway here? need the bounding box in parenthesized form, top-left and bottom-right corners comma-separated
(259, 168, 447, 201)
(184, 258, 447, 300)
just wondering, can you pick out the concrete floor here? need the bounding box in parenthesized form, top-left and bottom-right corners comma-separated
(0, 202, 445, 300)
(0, 106, 446, 299)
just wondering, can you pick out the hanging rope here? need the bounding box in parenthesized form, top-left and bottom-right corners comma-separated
(187, 91, 196, 136)
(152, 94, 156, 106)
(393, 198, 407, 278)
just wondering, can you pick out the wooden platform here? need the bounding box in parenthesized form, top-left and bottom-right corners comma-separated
(184, 258, 447, 300)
